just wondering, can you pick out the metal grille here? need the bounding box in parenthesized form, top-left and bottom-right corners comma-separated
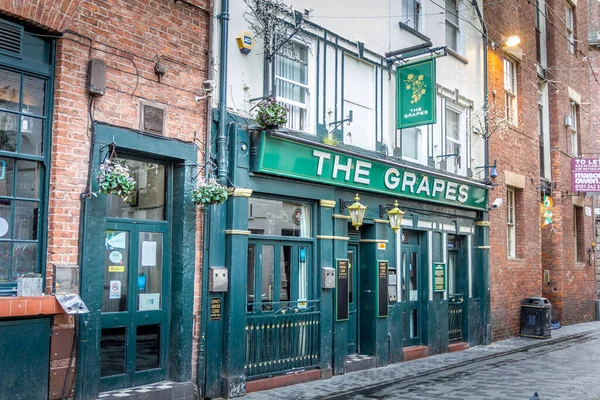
(448, 294, 463, 342)
(245, 300, 320, 379)
(347, 227, 361, 242)
(0, 20, 23, 58)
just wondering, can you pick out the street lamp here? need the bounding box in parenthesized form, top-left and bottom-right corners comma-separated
(347, 193, 367, 230)
(386, 200, 405, 233)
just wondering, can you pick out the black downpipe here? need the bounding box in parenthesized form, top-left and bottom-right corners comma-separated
(472, 0, 489, 182)
(217, 0, 230, 185)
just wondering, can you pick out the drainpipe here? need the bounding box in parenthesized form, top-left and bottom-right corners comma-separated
(217, 0, 230, 185)
(472, 0, 489, 182)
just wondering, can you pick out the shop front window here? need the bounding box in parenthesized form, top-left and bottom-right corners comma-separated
(248, 198, 311, 237)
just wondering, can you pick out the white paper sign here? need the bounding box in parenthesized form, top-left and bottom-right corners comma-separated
(106, 232, 127, 249)
(141, 241, 157, 267)
(139, 293, 160, 311)
(109, 280, 121, 299)
(585, 206, 592, 217)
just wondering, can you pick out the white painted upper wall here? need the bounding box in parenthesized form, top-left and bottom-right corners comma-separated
(218, 0, 486, 179)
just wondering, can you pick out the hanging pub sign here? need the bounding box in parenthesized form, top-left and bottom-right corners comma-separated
(571, 158, 600, 192)
(396, 58, 437, 129)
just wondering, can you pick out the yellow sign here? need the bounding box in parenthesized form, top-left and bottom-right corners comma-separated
(109, 265, 125, 272)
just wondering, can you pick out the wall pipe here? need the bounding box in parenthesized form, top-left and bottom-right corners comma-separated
(472, 0, 489, 182)
(217, 0, 230, 185)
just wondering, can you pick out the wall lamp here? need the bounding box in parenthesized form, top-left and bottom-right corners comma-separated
(380, 200, 405, 233)
(341, 193, 367, 230)
(491, 35, 521, 49)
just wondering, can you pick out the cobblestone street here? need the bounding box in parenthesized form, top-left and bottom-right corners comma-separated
(242, 322, 600, 400)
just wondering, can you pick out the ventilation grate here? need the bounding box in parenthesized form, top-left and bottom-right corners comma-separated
(0, 20, 23, 58)
(348, 226, 361, 242)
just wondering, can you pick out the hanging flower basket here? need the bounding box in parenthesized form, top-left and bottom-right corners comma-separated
(191, 177, 229, 206)
(254, 97, 288, 129)
(96, 158, 136, 201)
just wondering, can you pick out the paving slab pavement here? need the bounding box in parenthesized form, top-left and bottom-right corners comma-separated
(238, 321, 600, 400)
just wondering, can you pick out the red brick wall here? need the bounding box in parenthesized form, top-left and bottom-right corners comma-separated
(1, 0, 210, 396)
(485, 0, 596, 340)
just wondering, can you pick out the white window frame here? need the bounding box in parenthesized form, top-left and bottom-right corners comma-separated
(570, 101, 578, 156)
(503, 58, 517, 125)
(507, 187, 516, 258)
(404, 0, 423, 33)
(400, 126, 424, 164)
(444, 106, 464, 175)
(535, 0, 547, 67)
(274, 39, 314, 133)
(445, 0, 460, 52)
(566, 4, 575, 54)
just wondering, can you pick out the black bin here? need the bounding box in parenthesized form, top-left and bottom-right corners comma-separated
(520, 297, 551, 339)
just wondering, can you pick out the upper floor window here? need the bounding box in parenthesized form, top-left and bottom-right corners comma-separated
(444, 107, 462, 174)
(503, 58, 517, 124)
(569, 101, 579, 156)
(400, 126, 423, 162)
(566, 4, 575, 54)
(535, 0, 547, 66)
(275, 41, 310, 132)
(404, 0, 422, 32)
(445, 0, 460, 51)
(507, 187, 516, 258)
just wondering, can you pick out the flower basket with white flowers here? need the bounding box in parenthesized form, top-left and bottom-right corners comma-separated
(191, 178, 229, 206)
(254, 97, 288, 129)
(96, 158, 136, 201)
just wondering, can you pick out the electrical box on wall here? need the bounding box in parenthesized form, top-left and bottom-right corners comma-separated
(209, 266, 228, 292)
(321, 267, 335, 289)
(388, 269, 398, 302)
(87, 59, 106, 96)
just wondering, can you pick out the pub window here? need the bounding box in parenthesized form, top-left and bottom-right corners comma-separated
(569, 101, 579, 156)
(503, 58, 517, 125)
(566, 4, 575, 54)
(248, 198, 311, 237)
(403, 0, 422, 32)
(0, 56, 52, 287)
(445, 0, 460, 52)
(444, 107, 463, 175)
(507, 187, 516, 258)
(275, 41, 311, 132)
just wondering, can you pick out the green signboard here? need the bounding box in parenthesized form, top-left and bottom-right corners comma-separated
(255, 135, 488, 210)
(433, 263, 446, 292)
(396, 58, 436, 129)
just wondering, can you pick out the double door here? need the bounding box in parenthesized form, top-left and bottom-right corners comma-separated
(401, 245, 421, 347)
(347, 244, 359, 354)
(100, 221, 169, 391)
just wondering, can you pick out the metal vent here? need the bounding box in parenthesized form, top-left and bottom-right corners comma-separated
(0, 20, 23, 58)
(347, 226, 361, 242)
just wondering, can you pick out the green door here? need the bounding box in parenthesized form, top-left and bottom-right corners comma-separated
(100, 222, 170, 391)
(401, 245, 421, 347)
(347, 244, 359, 354)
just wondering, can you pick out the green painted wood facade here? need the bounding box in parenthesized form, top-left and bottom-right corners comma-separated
(199, 117, 491, 398)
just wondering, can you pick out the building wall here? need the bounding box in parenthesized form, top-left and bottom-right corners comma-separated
(0, 0, 210, 397)
(485, 0, 596, 340)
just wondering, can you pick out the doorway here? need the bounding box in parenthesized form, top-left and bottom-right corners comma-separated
(99, 159, 170, 392)
(447, 235, 466, 342)
(401, 243, 421, 347)
(347, 244, 359, 354)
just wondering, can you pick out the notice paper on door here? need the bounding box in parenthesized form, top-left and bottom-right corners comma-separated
(139, 293, 160, 311)
(141, 241, 157, 267)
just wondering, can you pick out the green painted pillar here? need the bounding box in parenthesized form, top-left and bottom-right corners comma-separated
(332, 214, 350, 374)
(318, 200, 336, 378)
(474, 219, 491, 345)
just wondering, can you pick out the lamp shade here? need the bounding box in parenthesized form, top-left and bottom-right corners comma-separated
(387, 200, 405, 233)
(348, 193, 367, 230)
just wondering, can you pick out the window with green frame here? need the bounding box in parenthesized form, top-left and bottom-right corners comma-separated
(0, 22, 53, 291)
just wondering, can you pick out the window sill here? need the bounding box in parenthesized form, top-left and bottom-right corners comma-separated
(507, 257, 524, 262)
(398, 22, 430, 43)
(447, 48, 468, 64)
(0, 295, 64, 317)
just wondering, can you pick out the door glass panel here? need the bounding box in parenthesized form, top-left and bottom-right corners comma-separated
(401, 252, 407, 302)
(136, 324, 160, 371)
(348, 249, 354, 304)
(298, 247, 308, 305)
(410, 309, 418, 338)
(247, 244, 256, 311)
(100, 327, 127, 377)
(103, 230, 130, 312)
(261, 245, 274, 302)
(0, 112, 18, 152)
(138, 232, 163, 311)
(448, 253, 456, 296)
(280, 245, 291, 301)
(106, 161, 165, 221)
(0, 70, 20, 112)
(409, 252, 418, 301)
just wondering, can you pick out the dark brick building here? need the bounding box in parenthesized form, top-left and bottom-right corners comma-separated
(485, 0, 597, 340)
(0, 1, 209, 399)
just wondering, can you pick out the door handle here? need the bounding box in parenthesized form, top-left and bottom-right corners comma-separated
(114, 317, 118, 322)
(145, 314, 149, 320)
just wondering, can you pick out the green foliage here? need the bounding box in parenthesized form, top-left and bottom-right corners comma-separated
(255, 97, 288, 129)
(322, 133, 340, 146)
(191, 178, 229, 206)
(96, 158, 136, 201)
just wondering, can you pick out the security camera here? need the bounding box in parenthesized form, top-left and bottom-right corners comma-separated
(490, 198, 503, 210)
(202, 80, 215, 92)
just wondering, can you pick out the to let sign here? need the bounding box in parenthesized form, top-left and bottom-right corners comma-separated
(396, 58, 437, 129)
(572, 158, 600, 192)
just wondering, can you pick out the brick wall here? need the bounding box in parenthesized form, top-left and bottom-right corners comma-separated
(485, 0, 596, 340)
(1, 0, 210, 396)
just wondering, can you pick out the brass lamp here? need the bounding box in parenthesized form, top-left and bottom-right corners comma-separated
(387, 200, 405, 233)
(347, 193, 367, 230)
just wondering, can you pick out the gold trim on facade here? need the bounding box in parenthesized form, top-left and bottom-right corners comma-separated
(229, 188, 253, 197)
(474, 221, 491, 227)
(359, 239, 389, 243)
(316, 235, 350, 241)
(332, 214, 351, 220)
(225, 230, 252, 235)
(474, 245, 491, 249)
(319, 200, 337, 208)
(373, 219, 390, 224)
